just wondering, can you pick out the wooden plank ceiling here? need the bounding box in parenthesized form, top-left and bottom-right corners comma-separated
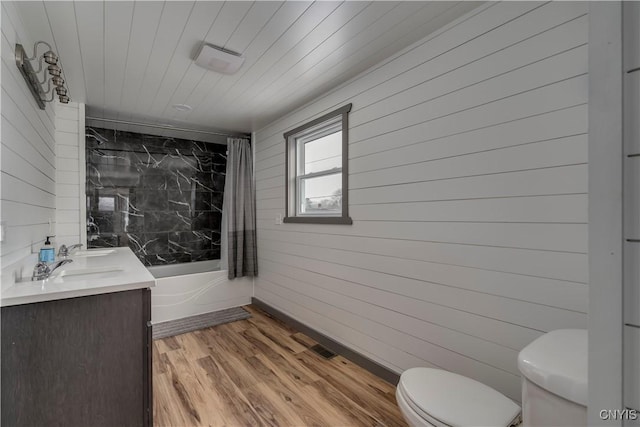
(13, 1, 480, 134)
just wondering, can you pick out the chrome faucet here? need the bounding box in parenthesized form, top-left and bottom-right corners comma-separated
(58, 243, 83, 258)
(32, 259, 73, 281)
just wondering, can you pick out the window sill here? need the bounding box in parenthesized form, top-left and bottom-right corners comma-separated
(283, 216, 353, 225)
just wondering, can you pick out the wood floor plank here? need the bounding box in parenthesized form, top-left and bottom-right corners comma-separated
(245, 305, 299, 335)
(243, 327, 323, 385)
(291, 331, 319, 351)
(154, 372, 199, 427)
(192, 327, 237, 360)
(307, 380, 383, 427)
(163, 348, 227, 426)
(254, 351, 318, 395)
(153, 305, 407, 427)
(217, 324, 261, 357)
(247, 382, 308, 427)
(296, 351, 407, 427)
(299, 381, 372, 427)
(245, 354, 328, 426)
(227, 318, 253, 333)
(246, 314, 308, 354)
(152, 341, 167, 375)
(331, 356, 398, 405)
(193, 329, 263, 391)
(156, 335, 181, 353)
(196, 355, 264, 426)
(175, 332, 211, 362)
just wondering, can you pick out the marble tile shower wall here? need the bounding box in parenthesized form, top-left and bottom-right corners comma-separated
(86, 127, 226, 266)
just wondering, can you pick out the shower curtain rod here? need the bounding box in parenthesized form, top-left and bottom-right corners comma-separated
(85, 116, 250, 138)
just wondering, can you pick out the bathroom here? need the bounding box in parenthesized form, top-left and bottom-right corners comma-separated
(0, 1, 637, 426)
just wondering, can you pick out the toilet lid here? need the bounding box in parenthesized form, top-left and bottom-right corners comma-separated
(398, 368, 521, 427)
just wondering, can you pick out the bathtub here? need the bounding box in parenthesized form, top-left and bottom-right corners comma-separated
(146, 259, 222, 279)
(147, 259, 252, 324)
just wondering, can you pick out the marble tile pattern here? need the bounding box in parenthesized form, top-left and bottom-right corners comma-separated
(86, 127, 226, 266)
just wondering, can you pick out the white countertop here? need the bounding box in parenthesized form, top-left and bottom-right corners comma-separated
(1, 247, 155, 307)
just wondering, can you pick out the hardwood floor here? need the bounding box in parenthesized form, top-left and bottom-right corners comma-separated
(153, 305, 408, 427)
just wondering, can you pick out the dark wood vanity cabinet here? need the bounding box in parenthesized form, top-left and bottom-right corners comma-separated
(1, 288, 152, 427)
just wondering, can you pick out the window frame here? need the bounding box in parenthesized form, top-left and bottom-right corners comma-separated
(283, 103, 352, 225)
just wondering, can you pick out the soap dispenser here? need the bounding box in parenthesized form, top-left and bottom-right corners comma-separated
(39, 235, 55, 263)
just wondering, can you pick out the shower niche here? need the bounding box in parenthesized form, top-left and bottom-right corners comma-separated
(85, 127, 226, 266)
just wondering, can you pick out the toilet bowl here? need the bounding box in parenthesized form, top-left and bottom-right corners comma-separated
(396, 329, 587, 427)
(396, 368, 521, 427)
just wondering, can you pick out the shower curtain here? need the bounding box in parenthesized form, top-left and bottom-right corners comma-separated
(224, 137, 258, 279)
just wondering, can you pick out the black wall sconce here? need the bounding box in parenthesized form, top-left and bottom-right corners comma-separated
(15, 41, 70, 110)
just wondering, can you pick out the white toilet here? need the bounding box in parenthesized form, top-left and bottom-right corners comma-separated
(396, 329, 588, 427)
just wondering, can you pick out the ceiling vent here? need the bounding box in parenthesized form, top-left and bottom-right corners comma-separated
(194, 43, 245, 75)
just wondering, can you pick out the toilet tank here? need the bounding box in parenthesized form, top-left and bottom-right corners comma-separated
(517, 329, 588, 427)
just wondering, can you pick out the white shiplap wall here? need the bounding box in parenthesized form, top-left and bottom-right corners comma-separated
(253, 1, 588, 401)
(1, 2, 57, 268)
(55, 101, 85, 248)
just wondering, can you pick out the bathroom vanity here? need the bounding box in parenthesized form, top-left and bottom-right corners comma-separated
(0, 247, 155, 427)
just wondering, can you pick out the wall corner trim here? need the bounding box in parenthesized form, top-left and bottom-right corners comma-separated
(78, 103, 87, 247)
(588, 1, 624, 424)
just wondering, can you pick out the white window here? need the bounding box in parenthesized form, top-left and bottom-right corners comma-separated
(284, 104, 352, 224)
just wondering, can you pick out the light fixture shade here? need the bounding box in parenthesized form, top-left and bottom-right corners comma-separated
(48, 64, 61, 76)
(194, 43, 244, 75)
(15, 42, 69, 110)
(43, 51, 58, 65)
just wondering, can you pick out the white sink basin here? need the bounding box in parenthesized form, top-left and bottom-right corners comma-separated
(57, 265, 123, 277)
(15, 265, 124, 284)
(73, 249, 116, 257)
(1, 247, 154, 307)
